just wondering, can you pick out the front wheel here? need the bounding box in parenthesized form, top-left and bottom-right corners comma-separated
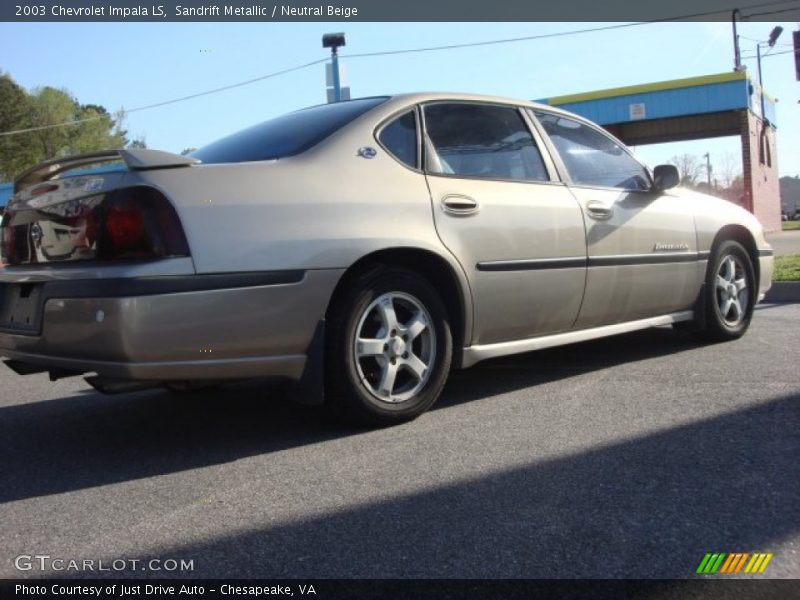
(694, 240, 756, 342)
(325, 267, 453, 426)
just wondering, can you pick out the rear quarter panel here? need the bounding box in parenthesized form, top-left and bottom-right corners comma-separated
(130, 134, 447, 273)
(127, 116, 474, 341)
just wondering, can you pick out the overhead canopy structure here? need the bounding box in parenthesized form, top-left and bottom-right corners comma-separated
(0, 182, 11, 212)
(539, 71, 781, 232)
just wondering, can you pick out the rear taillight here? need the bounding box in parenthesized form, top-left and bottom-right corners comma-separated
(105, 199, 146, 249)
(96, 187, 189, 261)
(0, 186, 189, 265)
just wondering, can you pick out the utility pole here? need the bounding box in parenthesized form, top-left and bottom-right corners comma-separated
(703, 153, 712, 188)
(732, 9, 743, 71)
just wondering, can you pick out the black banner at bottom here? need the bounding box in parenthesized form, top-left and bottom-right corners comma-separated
(2, 579, 799, 600)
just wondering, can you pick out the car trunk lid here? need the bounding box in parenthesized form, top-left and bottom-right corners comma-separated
(2, 149, 195, 266)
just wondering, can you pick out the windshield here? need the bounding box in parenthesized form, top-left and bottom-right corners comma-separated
(191, 97, 389, 164)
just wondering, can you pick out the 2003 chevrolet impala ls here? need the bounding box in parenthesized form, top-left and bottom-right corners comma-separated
(0, 93, 773, 424)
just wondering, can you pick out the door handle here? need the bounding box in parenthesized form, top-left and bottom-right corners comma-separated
(441, 195, 479, 216)
(586, 200, 613, 220)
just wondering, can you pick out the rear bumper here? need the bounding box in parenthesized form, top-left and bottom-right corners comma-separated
(0, 269, 343, 381)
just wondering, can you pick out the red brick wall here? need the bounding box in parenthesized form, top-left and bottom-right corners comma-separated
(740, 110, 781, 232)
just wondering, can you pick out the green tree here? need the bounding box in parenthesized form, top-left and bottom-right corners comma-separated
(0, 72, 35, 180)
(28, 87, 126, 159)
(0, 77, 129, 180)
(127, 136, 147, 149)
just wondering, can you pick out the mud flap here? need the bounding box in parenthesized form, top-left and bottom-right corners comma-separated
(291, 319, 326, 406)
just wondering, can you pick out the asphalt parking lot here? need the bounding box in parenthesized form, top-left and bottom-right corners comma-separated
(1, 303, 798, 580)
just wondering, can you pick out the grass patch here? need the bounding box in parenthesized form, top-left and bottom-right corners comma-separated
(782, 220, 800, 231)
(774, 254, 800, 281)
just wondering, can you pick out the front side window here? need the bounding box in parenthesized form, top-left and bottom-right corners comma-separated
(423, 103, 549, 182)
(378, 110, 418, 169)
(534, 111, 651, 191)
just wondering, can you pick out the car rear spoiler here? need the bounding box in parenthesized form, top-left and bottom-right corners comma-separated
(13, 149, 201, 193)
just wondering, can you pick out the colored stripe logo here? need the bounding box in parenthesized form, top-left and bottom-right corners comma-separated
(696, 552, 773, 574)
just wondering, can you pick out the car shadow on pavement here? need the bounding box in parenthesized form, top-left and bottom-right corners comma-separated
(84, 391, 800, 579)
(0, 327, 712, 503)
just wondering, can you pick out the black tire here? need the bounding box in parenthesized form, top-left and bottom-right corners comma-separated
(325, 266, 453, 426)
(694, 240, 756, 342)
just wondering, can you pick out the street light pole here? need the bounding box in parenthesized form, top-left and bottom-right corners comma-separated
(322, 32, 346, 103)
(757, 42, 765, 123)
(755, 27, 783, 126)
(331, 46, 342, 102)
(703, 153, 712, 188)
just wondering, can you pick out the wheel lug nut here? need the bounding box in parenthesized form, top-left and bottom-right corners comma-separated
(402, 352, 409, 359)
(390, 358, 396, 365)
(390, 329, 397, 337)
(383, 343, 388, 351)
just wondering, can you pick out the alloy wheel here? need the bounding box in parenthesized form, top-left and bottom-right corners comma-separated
(353, 291, 436, 403)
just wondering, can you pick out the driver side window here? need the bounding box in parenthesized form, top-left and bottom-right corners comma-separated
(533, 110, 651, 191)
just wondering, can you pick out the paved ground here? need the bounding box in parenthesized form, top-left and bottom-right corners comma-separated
(1, 304, 798, 580)
(766, 230, 800, 256)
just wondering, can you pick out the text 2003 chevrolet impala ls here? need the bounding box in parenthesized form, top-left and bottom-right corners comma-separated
(0, 93, 774, 424)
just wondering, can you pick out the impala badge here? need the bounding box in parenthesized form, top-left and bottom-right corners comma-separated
(357, 147, 377, 159)
(654, 242, 689, 252)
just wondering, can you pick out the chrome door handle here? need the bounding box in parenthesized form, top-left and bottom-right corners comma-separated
(441, 195, 479, 216)
(586, 200, 613, 220)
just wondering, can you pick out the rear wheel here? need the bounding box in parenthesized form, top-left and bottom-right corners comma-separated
(325, 267, 452, 426)
(694, 240, 756, 341)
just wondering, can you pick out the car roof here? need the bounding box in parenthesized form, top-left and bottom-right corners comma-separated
(380, 92, 578, 119)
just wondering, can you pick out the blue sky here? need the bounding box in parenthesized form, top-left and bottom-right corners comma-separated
(1, 21, 798, 178)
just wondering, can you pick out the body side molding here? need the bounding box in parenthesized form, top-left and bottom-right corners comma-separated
(461, 310, 694, 367)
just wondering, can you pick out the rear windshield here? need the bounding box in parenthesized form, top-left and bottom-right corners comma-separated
(192, 97, 389, 164)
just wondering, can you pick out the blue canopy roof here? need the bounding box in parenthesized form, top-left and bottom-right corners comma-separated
(0, 182, 12, 209)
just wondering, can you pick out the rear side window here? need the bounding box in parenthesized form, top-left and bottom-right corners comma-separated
(534, 111, 650, 191)
(192, 97, 388, 164)
(378, 111, 418, 169)
(423, 103, 549, 182)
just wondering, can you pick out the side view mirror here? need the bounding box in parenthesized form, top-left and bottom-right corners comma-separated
(652, 164, 680, 191)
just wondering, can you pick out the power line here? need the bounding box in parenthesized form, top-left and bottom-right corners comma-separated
(1, 0, 797, 138)
(744, 6, 800, 17)
(343, 23, 651, 59)
(125, 57, 329, 113)
(343, 1, 800, 59)
(742, 49, 796, 58)
(0, 57, 329, 137)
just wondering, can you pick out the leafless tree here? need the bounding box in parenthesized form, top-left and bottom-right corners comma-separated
(669, 154, 704, 187)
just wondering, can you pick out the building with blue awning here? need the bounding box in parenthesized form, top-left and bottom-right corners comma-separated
(0, 182, 12, 214)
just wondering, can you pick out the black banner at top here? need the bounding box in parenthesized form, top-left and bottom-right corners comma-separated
(2, 0, 800, 22)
